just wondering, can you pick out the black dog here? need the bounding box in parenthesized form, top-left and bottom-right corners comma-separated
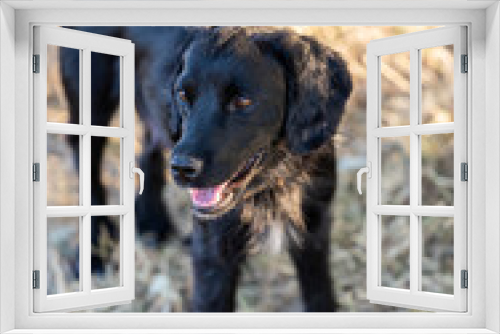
(60, 26, 352, 312)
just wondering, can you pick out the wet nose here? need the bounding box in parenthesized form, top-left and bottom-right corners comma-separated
(170, 153, 204, 183)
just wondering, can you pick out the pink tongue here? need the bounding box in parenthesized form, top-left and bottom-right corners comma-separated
(190, 184, 226, 208)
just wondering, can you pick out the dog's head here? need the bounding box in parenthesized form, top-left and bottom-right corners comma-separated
(167, 27, 352, 219)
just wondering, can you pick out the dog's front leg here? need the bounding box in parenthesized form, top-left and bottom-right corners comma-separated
(289, 180, 338, 312)
(190, 209, 248, 312)
(135, 141, 175, 243)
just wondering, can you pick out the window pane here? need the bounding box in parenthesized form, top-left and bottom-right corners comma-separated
(421, 45, 454, 124)
(91, 52, 121, 127)
(91, 215, 121, 290)
(47, 45, 79, 124)
(421, 133, 454, 206)
(421, 216, 454, 294)
(380, 51, 410, 127)
(47, 217, 80, 295)
(91, 137, 121, 206)
(380, 215, 410, 290)
(381, 136, 410, 205)
(47, 133, 80, 206)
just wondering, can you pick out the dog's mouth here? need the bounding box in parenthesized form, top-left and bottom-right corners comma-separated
(188, 151, 264, 219)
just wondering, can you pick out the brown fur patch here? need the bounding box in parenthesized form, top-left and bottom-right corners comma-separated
(241, 139, 337, 251)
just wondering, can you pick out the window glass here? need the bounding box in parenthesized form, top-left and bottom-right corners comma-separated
(91, 137, 121, 206)
(47, 45, 80, 124)
(91, 52, 121, 127)
(47, 217, 80, 295)
(421, 216, 454, 294)
(421, 45, 454, 124)
(47, 134, 80, 206)
(421, 134, 454, 206)
(380, 51, 410, 127)
(380, 215, 410, 290)
(92, 216, 121, 290)
(381, 137, 410, 205)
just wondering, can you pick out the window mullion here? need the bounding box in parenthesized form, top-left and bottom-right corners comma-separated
(46, 122, 87, 135)
(90, 126, 129, 138)
(82, 48, 92, 295)
(46, 123, 130, 138)
(373, 126, 411, 137)
(409, 47, 420, 294)
(413, 123, 454, 135)
(373, 205, 454, 217)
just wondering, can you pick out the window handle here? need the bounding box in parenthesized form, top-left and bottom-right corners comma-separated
(357, 162, 372, 195)
(129, 161, 144, 195)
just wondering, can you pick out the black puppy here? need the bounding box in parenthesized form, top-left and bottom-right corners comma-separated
(60, 26, 352, 312)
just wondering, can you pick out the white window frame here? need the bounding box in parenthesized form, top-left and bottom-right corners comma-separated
(365, 26, 468, 312)
(33, 26, 136, 312)
(0, 1, 499, 333)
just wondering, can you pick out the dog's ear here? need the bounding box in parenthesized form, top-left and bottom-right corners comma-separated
(253, 31, 352, 154)
(165, 61, 183, 143)
(159, 31, 201, 143)
(164, 51, 189, 143)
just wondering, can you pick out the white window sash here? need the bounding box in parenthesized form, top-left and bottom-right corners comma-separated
(32, 26, 136, 313)
(366, 25, 468, 312)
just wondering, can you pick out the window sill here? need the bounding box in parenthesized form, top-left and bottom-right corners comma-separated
(4, 329, 498, 334)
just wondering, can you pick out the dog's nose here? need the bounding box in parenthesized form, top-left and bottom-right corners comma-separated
(170, 154, 204, 183)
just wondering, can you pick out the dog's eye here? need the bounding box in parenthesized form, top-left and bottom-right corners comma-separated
(229, 96, 252, 111)
(178, 89, 189, 103)
(236, 97, 252, 107)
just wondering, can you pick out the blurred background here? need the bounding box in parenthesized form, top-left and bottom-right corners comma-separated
(45, 26, 454, 312)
